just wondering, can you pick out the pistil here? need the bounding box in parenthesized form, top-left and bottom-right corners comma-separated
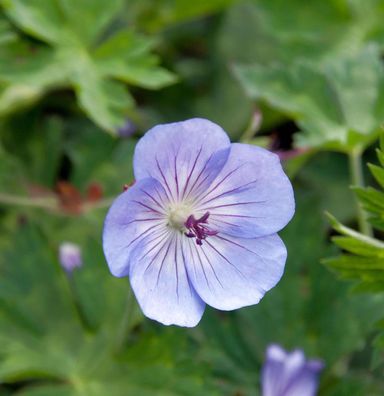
(184, 211, 218, 245)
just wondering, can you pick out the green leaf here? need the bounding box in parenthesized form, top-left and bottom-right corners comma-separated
(0, 1, 177, 133)
(324, 142, 384, 293)
(74, 71, 135, 132)
(130, 0, 236, 32)
(53, 0, 125, 46)
(1, 0, 64, 44)
(368, 163, 384, 188)
(198, 183, 384, 394)
(94, 30, 178, 89)
(353, 187, 384, 230)
(0, 222, 214, 395)
(234, 46, 384, 151)
(218, 0, 351, 66)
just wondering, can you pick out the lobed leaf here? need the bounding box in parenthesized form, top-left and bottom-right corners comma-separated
(0, 0, 177, 133)
(234, 46, 384, 151)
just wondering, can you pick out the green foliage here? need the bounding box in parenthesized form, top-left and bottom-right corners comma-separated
(234, 46, 384, 151)
(126, 0, 237, 32)
(218, 0, 351, 65)
(324, 138, 384, 292)
(196, 161, 384, 395)
(2, 1, 384, 394)
(217, 0, 384, 151)
(0, 221, 215, 396)
(0, 0, 176, 133)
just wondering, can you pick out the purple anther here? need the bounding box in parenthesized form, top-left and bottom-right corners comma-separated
(184, 211, 218, 246)
(185, 214, 195, 229)
(198, 212, 210, 223)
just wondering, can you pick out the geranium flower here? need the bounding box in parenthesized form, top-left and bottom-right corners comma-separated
(103, 118, 294, 327)
(59, 242, 82, 273)
(261, 344, 324, 396)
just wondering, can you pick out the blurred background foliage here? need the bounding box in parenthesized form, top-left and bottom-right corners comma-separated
(1, 0, 384, 395)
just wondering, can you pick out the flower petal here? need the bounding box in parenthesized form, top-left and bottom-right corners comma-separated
(103, 178, 169, 277)
(129, 232, 205, 327)
(184, 233, 286, 310)
(194, 143, 294, 238)
(262, 345, 290, 396)
(262, 345, 324, 396)
(133, 118, 231, 202)
(282, 363, 323, 396)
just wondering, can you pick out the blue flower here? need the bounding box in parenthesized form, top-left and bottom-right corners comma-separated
(103, 118, 294, 327)
(261, 344, 324, 396)
(117, 119, 136, 138)
(59, 242, 82, 273)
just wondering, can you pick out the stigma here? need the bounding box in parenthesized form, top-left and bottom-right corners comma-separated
(184, 211, 218, 246)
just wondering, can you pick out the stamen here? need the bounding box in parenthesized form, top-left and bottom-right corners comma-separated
(184, 211, 218, 246)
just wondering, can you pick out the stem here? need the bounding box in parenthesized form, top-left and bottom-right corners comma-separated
(240, 109, 262, 143)
(348, 149, 373, 236)
(66, 274, 94, 332)
(0, 193, 113, 213)
(0, 193, 56, 209)
(114, 290, 136, 354)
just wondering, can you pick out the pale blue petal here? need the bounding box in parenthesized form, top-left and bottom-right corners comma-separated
(129, 232, 205, 327)
(194, 143, 294, 238)
(133, 118, 231, 202)
(184, 233, 286, 310)
(103, 178, 169, 277)
(262, 345, 323, 396)
(283, 360, 324, 396)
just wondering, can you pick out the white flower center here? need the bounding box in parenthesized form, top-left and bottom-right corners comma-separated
(167, 203, 192, 231)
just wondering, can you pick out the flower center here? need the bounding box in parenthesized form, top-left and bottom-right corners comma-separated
(184, 212, 218, 246)
(168, 204, 192, 231)
(168, 205, 218, 245)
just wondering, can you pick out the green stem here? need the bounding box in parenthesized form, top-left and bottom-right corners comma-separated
(114, 290, 136, 354)
(348, 149, 373, 236)
(0, 193, 56, 209)
(66, 274, 94, 332)
(240, 109, 262, 143)
(0, 193, 113, 213)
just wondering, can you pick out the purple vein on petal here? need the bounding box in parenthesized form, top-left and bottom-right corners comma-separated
(123, 217, 163, 226)
(187, 239, 199, 281)
(143, 233, 172, 275)
(215, 235, 266, 259)
(215, 235, 269, 278)
(181, 146, 203, 199)
(140, 229, 170, 260)
(195, 163, 246, 204)
(197, 178, 259, 207)
(205, 239, 246, 279)
(189, 239, 211, 290)
(124, 222, 164, 251)
(174, 233, 180, 300)
(173, 148, 180, 201)
(208, 218, 242, 228)
(156, 157, 175, 202)
(198, 244, 224, 288)
(180, 238, 195, 298)
(200, 200, 267, 211)
(154, 186, 168, 208)
(156, 233, 175, 286)
(184, 153, 214, 200)
(132, 200, 165, 215)
(210, 213, 266, 219)
(139, 188, 166, 212)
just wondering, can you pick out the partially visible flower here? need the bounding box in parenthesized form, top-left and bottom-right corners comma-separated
(261, 344, 324, 396)
(103, 118, 295, 327)
(117, 119, 136, 138)
(59, 242, 82, 273)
